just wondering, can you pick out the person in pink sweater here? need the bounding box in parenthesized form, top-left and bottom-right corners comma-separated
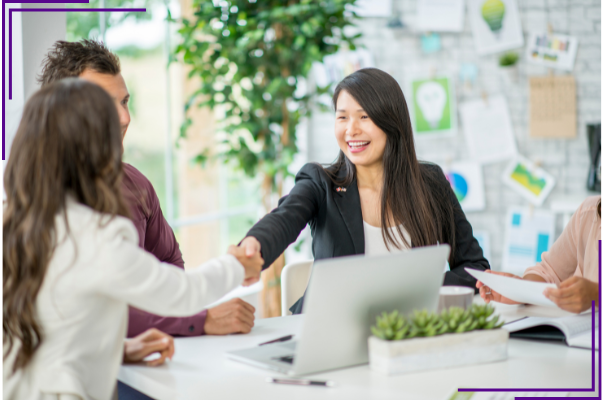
(478, 196, 601, 313)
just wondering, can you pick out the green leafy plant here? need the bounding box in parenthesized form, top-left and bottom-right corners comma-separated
(175, 0, 360, 206)
(371, 304, 504, 341)
(469, 304, 504, 330)
(440, 307, 477, 333)
(499, 51, 519, 67)
(371, 310, 410, 341)
(408, 310, 448, 338)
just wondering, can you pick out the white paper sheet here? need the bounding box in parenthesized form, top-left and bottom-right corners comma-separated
(416, 0, 465, 32)
(459, 95, 517, 165)
(465, 268, 557, 307)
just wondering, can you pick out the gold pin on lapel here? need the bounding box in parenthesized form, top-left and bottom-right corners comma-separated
(336, 187, 347, 192)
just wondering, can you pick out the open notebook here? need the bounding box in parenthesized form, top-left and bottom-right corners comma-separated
(503, 312, 598, 350)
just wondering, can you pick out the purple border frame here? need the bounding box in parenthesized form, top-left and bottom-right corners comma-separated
(2, 1, 145, 160)
(458, 241, 601, 399)
(1, 3, 601, 399)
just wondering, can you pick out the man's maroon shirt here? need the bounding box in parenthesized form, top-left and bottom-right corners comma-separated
(122, 163, 207, 337)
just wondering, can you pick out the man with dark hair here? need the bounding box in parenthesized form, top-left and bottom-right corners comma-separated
(39, 40, 256, 338)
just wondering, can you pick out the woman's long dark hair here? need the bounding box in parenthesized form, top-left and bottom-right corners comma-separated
(3, 79, 131, 373)
(327, 68, 456, 259)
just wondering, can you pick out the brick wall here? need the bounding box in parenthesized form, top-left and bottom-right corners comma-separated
(300, 0, 601, 270)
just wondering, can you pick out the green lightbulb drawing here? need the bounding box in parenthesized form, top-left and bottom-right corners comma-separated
(481, 0, 506, 38)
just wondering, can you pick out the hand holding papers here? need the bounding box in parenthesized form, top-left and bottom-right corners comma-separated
(466, 268, 557, 307)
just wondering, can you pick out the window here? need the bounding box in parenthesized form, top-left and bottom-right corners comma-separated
(67, 1, 263, 269)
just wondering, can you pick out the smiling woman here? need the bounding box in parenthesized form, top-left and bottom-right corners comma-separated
(238, 68, 491, 315)
(335, 91, 388, 169)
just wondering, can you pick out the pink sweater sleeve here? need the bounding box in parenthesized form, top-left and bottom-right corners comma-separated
(522, 200, 584, 285)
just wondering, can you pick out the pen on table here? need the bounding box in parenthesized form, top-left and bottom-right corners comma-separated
(258, 335, 294, 346)
(266, 377, 336, 387)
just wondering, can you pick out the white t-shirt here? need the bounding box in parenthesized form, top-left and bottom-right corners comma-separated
(363, 221, 411, 256)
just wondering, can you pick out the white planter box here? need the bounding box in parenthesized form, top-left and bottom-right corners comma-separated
(368, 329, 509, 375)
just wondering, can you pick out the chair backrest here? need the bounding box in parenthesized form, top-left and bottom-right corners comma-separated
(280, 260, 313, 316)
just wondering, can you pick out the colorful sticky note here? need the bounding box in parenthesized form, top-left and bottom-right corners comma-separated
(420, 33, 441, 54)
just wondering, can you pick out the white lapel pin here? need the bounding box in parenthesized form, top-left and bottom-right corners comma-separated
(336, 187, 347, 192)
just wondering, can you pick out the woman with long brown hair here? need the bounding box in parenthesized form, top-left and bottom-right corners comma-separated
(238, 68, 490, 314)
(3, 79, 262, 400)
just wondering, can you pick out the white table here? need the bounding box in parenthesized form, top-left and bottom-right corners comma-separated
(118, 300, 599, 399)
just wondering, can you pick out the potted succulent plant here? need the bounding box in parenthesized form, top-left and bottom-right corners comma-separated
(369, 304, 508, 375)
(498, 51, 520, 84)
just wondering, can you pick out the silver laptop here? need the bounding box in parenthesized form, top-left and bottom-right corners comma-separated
(226, 244, 450, 376)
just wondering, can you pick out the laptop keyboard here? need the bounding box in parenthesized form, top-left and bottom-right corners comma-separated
(272, 355, 295, 364)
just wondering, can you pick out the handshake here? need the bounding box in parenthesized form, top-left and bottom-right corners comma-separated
(227, 236, 264, 286)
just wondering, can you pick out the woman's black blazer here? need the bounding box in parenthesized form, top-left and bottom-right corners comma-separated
(246, 162, 490, 315)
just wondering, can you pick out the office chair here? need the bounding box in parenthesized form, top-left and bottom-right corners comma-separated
(280, 260, 313, 316)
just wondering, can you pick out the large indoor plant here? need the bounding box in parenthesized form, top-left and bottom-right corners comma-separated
(175, 0, 361, 317)
(369, 305, 508, 375)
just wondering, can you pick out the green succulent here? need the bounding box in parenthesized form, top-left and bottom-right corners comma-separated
(371, 304, 504, 341)
(440, 307, 478, 333)
(499, 51, 519, 66)
(469, 304, 505, 330)
(370, 310, 410, 341)
(408, 310, 448, 338)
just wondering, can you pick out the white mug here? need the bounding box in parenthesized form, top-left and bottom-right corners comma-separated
(437, 286, 474, 313)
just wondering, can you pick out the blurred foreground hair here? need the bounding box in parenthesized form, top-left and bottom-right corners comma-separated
(3, 78, 130, 373)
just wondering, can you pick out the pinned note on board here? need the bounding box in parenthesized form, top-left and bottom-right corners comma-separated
(526, 32, 579, 71)
(469, 0, 524, 55)
(421, 33, 442, 54)
(501, 207, 555, 276)
(409, 75, 457, 138)
(529, 75, 577, 138)
(459, 95, 517, 164)
(443, 161, 486, 212)
(416, 0, 465, 32)
(501, 155, 556, 206)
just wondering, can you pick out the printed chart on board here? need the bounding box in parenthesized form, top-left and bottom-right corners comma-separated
(501, 207, 555, 275)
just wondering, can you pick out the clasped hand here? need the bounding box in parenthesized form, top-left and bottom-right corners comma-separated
(476, 270, 598, 313)
(228, 236, 263, 286)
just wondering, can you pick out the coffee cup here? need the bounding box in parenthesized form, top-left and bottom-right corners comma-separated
(437, 286, 474, 313)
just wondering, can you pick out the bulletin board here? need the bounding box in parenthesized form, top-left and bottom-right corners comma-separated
(529, 76, 576, 138)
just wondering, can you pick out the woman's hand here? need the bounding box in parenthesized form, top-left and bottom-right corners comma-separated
(123, 328, 174, 367)
(543, 276, 599, 313)
(239, 236, 262, 259)
(476, 270, 523, 305)
(229, 238, 263, 286)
